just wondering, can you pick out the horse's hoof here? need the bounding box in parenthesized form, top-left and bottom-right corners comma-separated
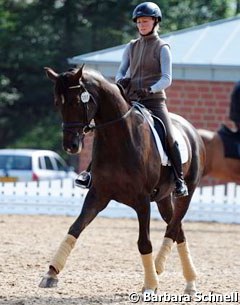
(184, 288, 196, 296)
(39, 275, 58, 288)
(184, 281, 197, 296)
(142, 287, 157, 295)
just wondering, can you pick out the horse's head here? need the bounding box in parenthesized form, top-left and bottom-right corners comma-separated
(45, 65, 98, 154)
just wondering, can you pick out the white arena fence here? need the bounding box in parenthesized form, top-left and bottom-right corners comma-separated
(0, 178, 240, 224)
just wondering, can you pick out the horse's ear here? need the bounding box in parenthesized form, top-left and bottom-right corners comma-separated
(74, 64, 85, 82)
(44, 67, 59, 82)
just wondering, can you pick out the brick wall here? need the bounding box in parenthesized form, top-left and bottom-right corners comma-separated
(166, 80, 234, 130)
(78, 79, 235, 185)
(167, 80, 235, 185)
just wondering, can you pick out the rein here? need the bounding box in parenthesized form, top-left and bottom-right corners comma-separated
(87, 106, 134, 131)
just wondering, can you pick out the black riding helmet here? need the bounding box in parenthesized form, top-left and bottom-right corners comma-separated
(132, 2, 162, 23)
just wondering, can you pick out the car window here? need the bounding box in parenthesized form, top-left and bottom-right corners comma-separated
(44, 156, 54, 170)
(55, 158, 66, 171)
(0, 155, 32, 170)
(38, 157, 44, 169)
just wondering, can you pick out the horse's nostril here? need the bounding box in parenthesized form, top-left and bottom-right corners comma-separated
(72, 143, 78, 150)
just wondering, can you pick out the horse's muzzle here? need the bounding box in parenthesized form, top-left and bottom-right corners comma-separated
(63, 135, 84, 155)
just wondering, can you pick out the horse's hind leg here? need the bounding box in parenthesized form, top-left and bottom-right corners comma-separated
(176, 233, 197, 295)
(155, 194, 197, 295)
(172, 193, 197, 295)
(39, 189, 109, 288)
(135, 197, 159, 294)
(154, 196, 174, 276)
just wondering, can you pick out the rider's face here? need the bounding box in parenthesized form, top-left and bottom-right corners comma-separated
(136, 17, 155, 35)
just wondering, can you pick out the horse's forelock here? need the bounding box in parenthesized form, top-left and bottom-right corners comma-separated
(55, 74, 66, 95)
(55, 69, 77, 93)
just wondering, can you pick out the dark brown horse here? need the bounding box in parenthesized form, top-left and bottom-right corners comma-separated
(39, 66, 206, 295)
(198, 128, 240, 183)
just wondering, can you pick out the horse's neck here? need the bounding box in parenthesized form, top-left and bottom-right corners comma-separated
(94, 88, 130, 125)
(84, 73, 131, 125)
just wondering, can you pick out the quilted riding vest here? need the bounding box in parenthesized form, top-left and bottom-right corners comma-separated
(127, 32, 169, 101)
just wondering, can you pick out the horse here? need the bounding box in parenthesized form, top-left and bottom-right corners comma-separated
(198, 128, 240, 183)
(39, 65, 206, 295)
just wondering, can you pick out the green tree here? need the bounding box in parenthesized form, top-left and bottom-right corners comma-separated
(236, 0, 240, 14)
(155, 0, 234, 32)
(0, 0, 238, 162)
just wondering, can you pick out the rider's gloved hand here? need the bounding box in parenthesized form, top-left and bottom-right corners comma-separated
(135, 87, 152, 99)
(116, 77, 131, 89)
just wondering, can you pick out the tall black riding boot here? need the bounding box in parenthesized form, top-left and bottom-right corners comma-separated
(75, 161, 92, 189)
(169, 142, 188, 197)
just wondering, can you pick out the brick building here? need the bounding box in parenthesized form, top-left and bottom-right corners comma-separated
(69, 16, 240, 185)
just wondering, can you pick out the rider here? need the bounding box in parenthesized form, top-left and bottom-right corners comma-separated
(229, 81, 240, 132)
(75, 2, 188, 197)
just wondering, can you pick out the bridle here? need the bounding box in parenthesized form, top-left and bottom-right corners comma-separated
(62, 81, 134, 137)
(61, 83, 96, 137)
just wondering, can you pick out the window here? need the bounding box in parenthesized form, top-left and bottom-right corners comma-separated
(0, 155, 32, 170)
(38, 157, 44, 169)
(44, 156, 54, 170)
(55, 158, 66, 171)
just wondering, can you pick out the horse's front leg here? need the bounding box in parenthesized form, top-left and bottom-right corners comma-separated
(135, 198, 158, 294)
(39, 188, 109, 288)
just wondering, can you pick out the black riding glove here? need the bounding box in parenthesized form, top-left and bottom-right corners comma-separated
(135, 87, 152, 99)
(116, 77, 131, 89)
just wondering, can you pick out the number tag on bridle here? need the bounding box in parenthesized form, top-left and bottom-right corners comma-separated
(81, 91, 90, 103)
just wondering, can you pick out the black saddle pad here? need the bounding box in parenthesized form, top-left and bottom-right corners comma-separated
(218, 124, 240, 159)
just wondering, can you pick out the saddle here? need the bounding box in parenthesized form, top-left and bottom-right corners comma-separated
(116, 86, 189, 165)
(218, 124, 240, 159)
(132, 102, 188, 166)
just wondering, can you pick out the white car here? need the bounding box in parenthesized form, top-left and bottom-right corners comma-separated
(0, 149, 77, 182)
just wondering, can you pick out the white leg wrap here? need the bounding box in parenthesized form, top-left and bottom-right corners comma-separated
(50, 234, 77, 273)
(155, 237, 174, 275)
(177, 241, 197, 295)
(141, 253, 159, 291)
(177, 241, 197, 282)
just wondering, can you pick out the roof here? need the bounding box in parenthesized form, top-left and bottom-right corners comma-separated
(68, 16, 240, 81)
(0, 149, 57, 156)
(69, 44, 126, 66)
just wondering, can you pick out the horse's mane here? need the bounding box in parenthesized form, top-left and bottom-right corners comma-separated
(83, 68, 105, 82)
(82, 68, 132, 106)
